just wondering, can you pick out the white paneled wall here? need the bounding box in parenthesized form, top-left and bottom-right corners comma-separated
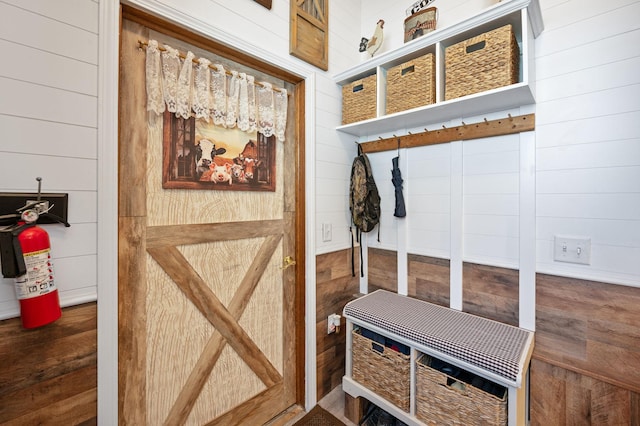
(0, 0, 99, 319)
(354, 0, 639, 287)
(463, 132, 521, 268)
(535, 0, 640, 286)
(366, 110, 527, 268)
(406, 143, 452, 259)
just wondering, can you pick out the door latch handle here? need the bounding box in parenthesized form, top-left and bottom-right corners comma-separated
(281, 256, 296, 270)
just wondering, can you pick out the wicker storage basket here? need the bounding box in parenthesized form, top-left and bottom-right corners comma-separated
(386, 53, 435, 115)
(404, 7, 438, 42)
(342, 74, 377, 125)
(416, 354, 507, 425)
(351, 328, 411, 411)
(444, 24, 519, 100)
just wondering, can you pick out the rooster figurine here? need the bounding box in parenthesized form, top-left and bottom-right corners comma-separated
(359, 19, 385, 57)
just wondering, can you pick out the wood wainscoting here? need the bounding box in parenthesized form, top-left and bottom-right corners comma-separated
(368, 248, 398, 293)
(0, 303, 97, 424)
(316, 249, 360, 400)
(531, 273, 640, 425)
(408, 253, 450, 307)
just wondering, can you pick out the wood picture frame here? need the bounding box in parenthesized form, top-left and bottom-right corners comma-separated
(162, 111, 276, 192)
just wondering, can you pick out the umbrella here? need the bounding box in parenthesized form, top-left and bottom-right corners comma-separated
(391, 155, 406, 217)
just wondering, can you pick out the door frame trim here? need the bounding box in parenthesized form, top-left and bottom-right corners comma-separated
(98, 1, 318, 422)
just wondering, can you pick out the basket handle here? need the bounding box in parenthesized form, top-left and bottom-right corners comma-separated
(447, 377, 466, 391)
(371, 342, 384, 353)
(401, 65, 415, 76)
(352, 83, 364, 93)
(465, 40, 486, 54)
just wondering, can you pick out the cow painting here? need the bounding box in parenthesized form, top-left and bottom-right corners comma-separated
(195, 138, 226, 180)
(232, 140, 264, 182)
(163, 112, 275, 191)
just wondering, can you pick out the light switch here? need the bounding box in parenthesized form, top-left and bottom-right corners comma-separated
(554, 236, 591, 265)
(322, 223, 332, 242)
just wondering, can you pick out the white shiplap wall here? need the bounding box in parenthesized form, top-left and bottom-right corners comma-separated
(0, 0, 99, 319)
(534, 0, 640, 286)
(356, 0, 640, 288)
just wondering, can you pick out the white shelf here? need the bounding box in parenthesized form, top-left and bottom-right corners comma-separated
(334, 0, 543, 138)
(336, 82, 534, 137)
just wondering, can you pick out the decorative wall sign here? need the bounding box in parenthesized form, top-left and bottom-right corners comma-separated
(254, 0, 272, 9)
(290, 0, 328, 70)
(162, 112, 276, 192)
(406, 0, 435, 16)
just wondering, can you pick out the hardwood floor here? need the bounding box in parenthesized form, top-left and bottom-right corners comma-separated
(318, 385, 357, 425)
(282, 385, 356, 425)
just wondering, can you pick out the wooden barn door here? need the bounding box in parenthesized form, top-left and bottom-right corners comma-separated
(118, 10, 305, 425)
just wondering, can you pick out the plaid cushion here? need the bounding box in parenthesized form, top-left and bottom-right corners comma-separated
(344, 290, 532, 384)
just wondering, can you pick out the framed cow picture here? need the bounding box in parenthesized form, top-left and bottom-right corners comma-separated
(162, 111, 276, 192)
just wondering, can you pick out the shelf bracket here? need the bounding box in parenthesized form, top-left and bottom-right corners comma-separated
(359, 113, 535, 154)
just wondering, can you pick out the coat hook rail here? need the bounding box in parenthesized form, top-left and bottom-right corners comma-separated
(359, 113, 535, 154)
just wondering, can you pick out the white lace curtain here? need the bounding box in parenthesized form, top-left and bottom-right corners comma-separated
(144, 40, 288, 141)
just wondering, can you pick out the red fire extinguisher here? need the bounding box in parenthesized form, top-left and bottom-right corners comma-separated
(13, 220, 62, 328)
(1, 189, 69, 328)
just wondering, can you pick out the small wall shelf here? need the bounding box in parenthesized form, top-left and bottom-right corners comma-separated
(334, 0, 543, 137)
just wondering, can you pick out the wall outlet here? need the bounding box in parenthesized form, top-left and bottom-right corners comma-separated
(554, 236, 591, 265)
(327, 313, 341, 334)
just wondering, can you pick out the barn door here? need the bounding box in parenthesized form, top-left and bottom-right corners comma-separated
(118, 13, 304, 425)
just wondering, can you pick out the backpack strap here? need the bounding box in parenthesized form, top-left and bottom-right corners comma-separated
(359, 228, 365, 278)
(350, 226, 355, 277)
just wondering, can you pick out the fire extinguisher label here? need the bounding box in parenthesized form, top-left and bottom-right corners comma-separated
(14, 248, 56, 300)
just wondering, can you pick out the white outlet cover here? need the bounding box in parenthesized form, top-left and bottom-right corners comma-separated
(322, 223, 332, 242)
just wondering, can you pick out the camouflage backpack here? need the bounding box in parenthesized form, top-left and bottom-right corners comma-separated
(350, 145, 381, 275)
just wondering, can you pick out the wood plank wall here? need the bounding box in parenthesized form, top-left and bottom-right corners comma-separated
(408, 254, 450, 307)
(0, 303, 97, 424)
(315, 249, 360, 399)
(532, 274, 640, 425)
(371, 248, 640, 424)
(463, 262, 519, 327)
(368, 248, 397, 293)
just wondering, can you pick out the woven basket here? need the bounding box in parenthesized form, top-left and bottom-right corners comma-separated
(444, 24, 519, 100)
(386, 53, 435, 115)
(404, 7, 438, 43)
(342, 74, 377, 125)
(416, 355, 507, 425)
(351, 328, 411, 411)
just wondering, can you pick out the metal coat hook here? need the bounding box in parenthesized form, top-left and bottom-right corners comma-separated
(461, 121, 466, 126)
(442, 124, 447, 129)
(484, 118, 489, 124)
(508, 113, 513, 121)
